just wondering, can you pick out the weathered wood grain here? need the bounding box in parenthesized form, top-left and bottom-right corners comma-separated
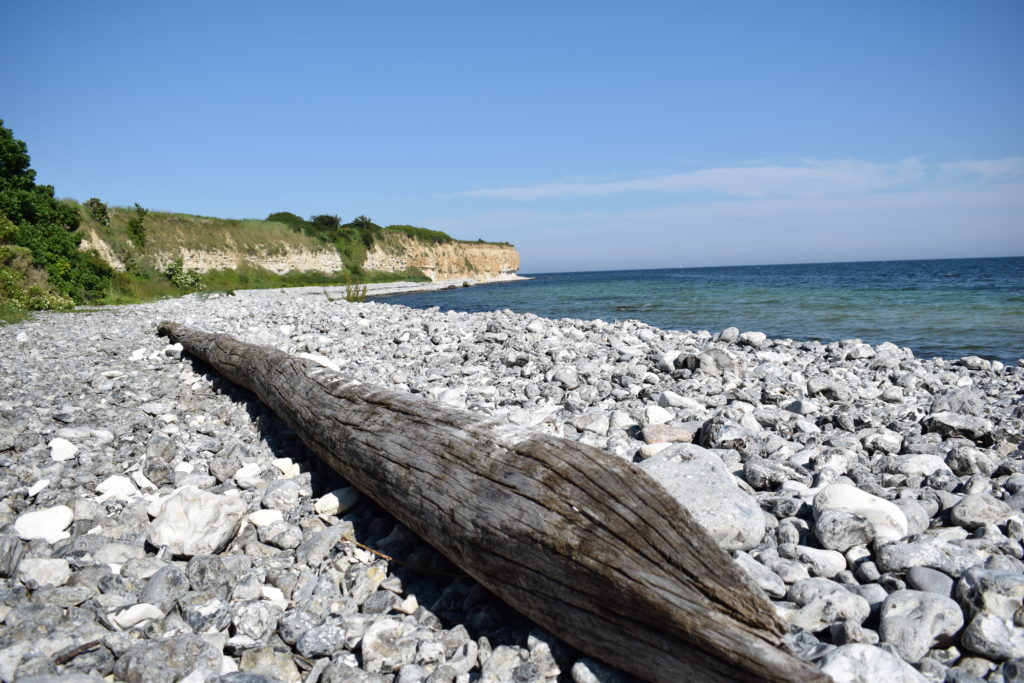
(158, 321, 830, 683)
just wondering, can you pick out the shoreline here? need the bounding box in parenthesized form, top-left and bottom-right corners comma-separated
(1, 290, 1022, 681)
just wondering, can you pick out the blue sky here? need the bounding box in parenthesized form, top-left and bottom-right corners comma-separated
(4, 1, 1022, 272)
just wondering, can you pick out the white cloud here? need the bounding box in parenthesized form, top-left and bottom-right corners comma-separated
(457, 157, 1023, 201)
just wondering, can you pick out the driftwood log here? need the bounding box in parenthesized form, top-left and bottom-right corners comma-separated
(158, 321, 830, 683)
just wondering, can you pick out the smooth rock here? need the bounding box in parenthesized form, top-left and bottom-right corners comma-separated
(819, 644, 928, 682)
(313, 487, 361, 516)
(48, 437, 78, 462)
(950, 494, 1015, 530)
(14, 505, 73, 544)
(640, 424, 693, 444)
(814, 509, 876, 552)
(878, 590, 963, 662)
(16, 558, 71, 589)
(638, 448, 764, 551)
(814, 484, 908, 544)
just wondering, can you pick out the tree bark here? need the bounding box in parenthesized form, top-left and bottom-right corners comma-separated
(158, 321, 829, 683)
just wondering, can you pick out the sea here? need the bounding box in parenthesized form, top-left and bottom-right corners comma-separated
(372, 257, 1024, 364)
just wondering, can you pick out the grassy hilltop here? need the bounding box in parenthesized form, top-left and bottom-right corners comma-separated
(73, 202, 450, 303)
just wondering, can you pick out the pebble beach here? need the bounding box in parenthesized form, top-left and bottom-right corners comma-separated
(1, 282, 1023, 683)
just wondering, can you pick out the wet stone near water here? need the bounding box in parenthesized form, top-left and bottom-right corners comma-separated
(0, 284, 1021, 681)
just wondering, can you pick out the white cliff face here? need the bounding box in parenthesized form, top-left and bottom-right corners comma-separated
(81, 230, 520, 282)
(151, 247, 344, 274)
(363, 238, 520, 282)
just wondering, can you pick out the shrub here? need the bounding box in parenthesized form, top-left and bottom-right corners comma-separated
(127, 203, 148, 247)
(162, 257, 206, 291)
(1, 120, 112, 302)
(85, 197, 110, 226)
(266, 211, 308, 233)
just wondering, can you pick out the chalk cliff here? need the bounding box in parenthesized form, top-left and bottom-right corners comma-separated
(364, 237, 520, 282)
(81, 228, 520, 282)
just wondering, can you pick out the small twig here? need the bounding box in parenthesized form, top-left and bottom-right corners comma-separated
(343, 538, 468, 579)
(54, 640, 102, 665)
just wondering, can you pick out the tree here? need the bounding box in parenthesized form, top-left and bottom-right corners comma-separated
(127, 202, 148, 247)
(0, 120, 111, 302)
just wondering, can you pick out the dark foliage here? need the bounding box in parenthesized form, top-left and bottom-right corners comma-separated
(0, 120, 112, 302)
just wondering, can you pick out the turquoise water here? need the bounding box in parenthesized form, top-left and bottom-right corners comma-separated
(374, 257, 1024, 363)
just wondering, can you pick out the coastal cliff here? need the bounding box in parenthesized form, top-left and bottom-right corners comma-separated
(364, 236, 520, 281)
(75, 205, 520, 283)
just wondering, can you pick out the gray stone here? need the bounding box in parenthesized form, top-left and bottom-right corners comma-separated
(15, 558, 71, 589)
(923, 412, 994, 443)
(814, 509, 875, 552)
(961, 613, 1024, 660)
(186, 554, 229, 591)
(878, 590, 963, 662)
(137, 565, 191, 612)
(361, 617, 419, 674)
(180, 593, 232, 633)
(950, 494, 1015, 530)
(875, 535, 990, 577)
(638, 448, 764, 551)
(232, 600, 280, 641)
(261, 478, 301, 511)
(113, 635, 221, 683)
(905, 567, 954, 597)
(238, 646, 301, 683)
(0, 534, 24, 578)
(297, 617, 347, 658)
(732, 551, 787, 598)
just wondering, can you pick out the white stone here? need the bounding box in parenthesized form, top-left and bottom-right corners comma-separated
(819, 644, 927, 682)
(297, 352, 341, 373)
(27, 480, 49, 497)
(638, 442, 673, 459)
(795, 546, 847, 578)
(147, 487, 247, 556)
(14, 505, 73, 543)
(110, 603, 165, 629)
(313, 487, 361, 516)
(48, 437, 78, 462)
(892, 454, 950, 478)
(396, 595, 419, 614)
(96, 475, 140, 502)
(261, 585, 287, 607)
(234, 462, 263, 488)
(248, 509, 284, 528)
(132, 470, 157, 491)
(814, 484, 909, 544)
(657, 391, 704, 411)
(644, 405, 673, 425)
(16, 558, 71, 589)
(271, 457, 301, 478)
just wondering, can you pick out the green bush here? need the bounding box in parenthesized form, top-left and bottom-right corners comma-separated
(0, 120, 112, 302)
(266, 211, 308, 233)
(85, 197, 110, 226)
(162, 257, 206, 291)
(127, 203, 148, 248)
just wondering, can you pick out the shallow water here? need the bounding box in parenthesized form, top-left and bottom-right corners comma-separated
(375, 257, 1024, 363)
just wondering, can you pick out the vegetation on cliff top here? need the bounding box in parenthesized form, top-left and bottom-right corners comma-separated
(1, 120, 112, 322)
(0, 120, 513, 322)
